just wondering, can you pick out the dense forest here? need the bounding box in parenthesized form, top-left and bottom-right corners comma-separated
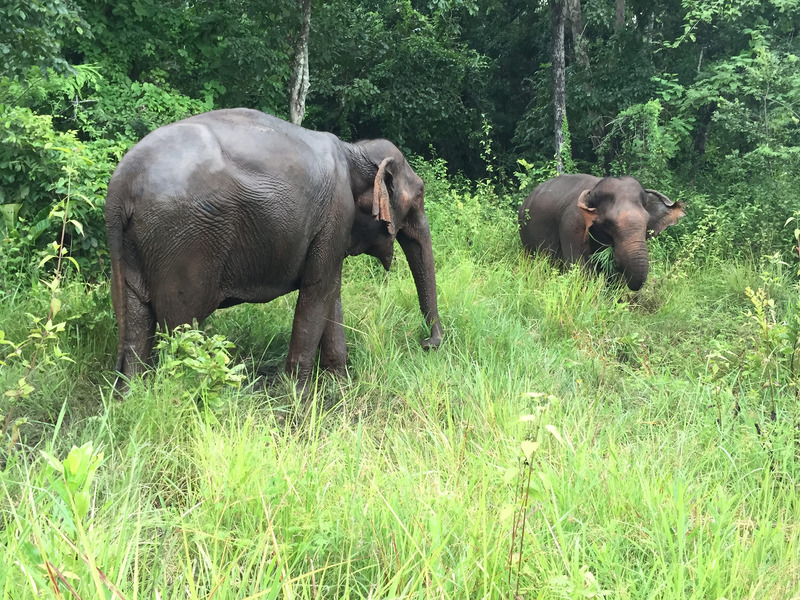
(2, 0, 799, 272)
(2, 1, 800, 598)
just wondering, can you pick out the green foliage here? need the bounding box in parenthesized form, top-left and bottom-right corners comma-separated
(154, 324, 246, 406)
(597, 99, 680, 177)
(85, 73, 214, 142)
(69, 0, 296, 111)
(0, 66, 213, 280)
(41, 441, 104, 530)
(1, 231, 77, 408)
(559, 114, 576, 174)
(309, 0, 487, 165)
(0, 103, 110, 277)
(742, 285, 799, 400)
(513, 158, 559, 197)
(0, 0, 88, 80)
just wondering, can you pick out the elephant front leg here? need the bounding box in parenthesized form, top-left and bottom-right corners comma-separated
(559, 224, 591, 269)
(319, 296, 347, 375)
(285, 277, 342, 392)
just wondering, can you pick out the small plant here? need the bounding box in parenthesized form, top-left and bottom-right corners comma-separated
(1, 150, 84, 444)
(513, 158, 559, 198)
(742, 216, 800, 417)
(8, 441, 113, 599)
(154, 324, 246, 406)
(559, 114, 577, 175)
(732, 219, 800, 467)
(41, 441, 105, 535)
(506, 393, 576, 597)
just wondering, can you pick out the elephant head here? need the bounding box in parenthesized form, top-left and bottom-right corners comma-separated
(348, 139, 443, 349)
(577, 176, 685, 291)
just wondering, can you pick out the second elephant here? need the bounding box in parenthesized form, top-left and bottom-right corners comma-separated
(518, 174, 685, 290)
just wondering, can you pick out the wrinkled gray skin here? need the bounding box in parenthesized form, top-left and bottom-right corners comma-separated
(105, 108, 443, 390)
(518, 174, 685, 291)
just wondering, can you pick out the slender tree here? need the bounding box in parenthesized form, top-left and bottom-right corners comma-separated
(550, 0, 566, 173)
(615, 0, 625, 31)
(289, 0, 312, 126)
(566, 0, 588, 68)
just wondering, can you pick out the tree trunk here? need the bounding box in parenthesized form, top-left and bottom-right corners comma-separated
(566, 0, 588, 68)
(289, 0, 311, 126)
(615, 0, 625, 32)
(550, 0, 566, 173)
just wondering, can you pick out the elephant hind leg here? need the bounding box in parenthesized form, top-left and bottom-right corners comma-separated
(319, 296, 347, 374)
(115, 286, 156, 390)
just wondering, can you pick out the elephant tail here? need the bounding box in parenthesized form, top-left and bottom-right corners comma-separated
(105, 191, 129, 378)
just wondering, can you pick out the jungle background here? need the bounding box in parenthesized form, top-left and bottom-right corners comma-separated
(1, 0, 800, 598)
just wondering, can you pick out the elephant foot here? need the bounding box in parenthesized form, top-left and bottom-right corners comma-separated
(111, 374, 130, 400)
(321, 362, 348, 379)
(420, 329, 443, 350)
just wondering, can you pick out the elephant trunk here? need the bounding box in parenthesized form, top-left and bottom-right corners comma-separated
(615, 238, 649, 291)
(397, 212, 443, 349)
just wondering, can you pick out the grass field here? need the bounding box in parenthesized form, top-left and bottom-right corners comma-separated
(1, 175, 799, 599)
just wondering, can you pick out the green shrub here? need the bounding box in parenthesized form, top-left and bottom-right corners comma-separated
(0, 67, 212, 281)
(153, 324, 246, 407)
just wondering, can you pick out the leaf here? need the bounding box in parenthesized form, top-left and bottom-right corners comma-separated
(65, 256, 80, 271)
(521, 440, 539, 459)
(502, 466, 520, 484)
(41, 450, 65, 474)
(37, 254, 57, 269)
(68, 219, 84, 236)
(74, 490, 90, 520)
(27, 217, 52, 243)
(545, 425, 564, 446)
(0, 203, 21, 232)
(498, 504, 516, 521)
(50, 296, 62, 317)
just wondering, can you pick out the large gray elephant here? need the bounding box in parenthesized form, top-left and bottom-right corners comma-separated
(105, 108, 443, 390)
(518, 174, 685, 290)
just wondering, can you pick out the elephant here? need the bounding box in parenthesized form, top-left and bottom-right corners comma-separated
(518, 174, 685, 290)
(105, 108, 443, 391)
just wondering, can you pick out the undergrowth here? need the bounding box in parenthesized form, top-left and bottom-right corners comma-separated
(1, 166, 799, 599)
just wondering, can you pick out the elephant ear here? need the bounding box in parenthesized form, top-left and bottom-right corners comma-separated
(644, 189, 686, 238)
(576, 189, 597, 241)
(372, 157, 397, 235)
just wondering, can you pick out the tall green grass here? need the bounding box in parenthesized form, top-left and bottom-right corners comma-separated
(1, 174, 799, 598)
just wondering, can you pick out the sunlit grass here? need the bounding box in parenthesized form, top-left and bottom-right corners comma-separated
(1, 188, 799, 598)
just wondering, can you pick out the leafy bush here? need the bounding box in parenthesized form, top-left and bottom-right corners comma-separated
(0, 92, 115, 278)
(154, 325, 246, 407)
(597, 99, 681, 180)
(0, 66, 212, 280)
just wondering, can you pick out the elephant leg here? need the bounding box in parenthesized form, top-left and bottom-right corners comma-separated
(115, 285, 156, 389)
(559, 224, 589, 268)
(319, 296, 347, 374)
(285, 269, 342, 391)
